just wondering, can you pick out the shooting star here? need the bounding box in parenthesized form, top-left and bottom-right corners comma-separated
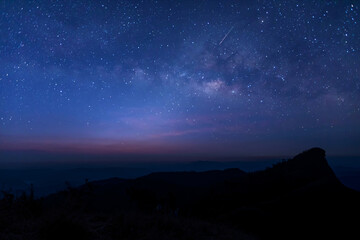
(219, 26, 234, 45)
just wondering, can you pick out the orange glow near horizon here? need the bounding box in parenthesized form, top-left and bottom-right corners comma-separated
(0, 137, 221, 156)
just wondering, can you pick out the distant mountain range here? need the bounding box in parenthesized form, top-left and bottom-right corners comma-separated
(1, 148, 359, 239)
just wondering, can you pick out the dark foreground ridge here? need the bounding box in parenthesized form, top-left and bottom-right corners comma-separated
(1, 148, 359, 239)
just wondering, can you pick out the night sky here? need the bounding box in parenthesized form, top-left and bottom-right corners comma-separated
(1, 0, 359, 156)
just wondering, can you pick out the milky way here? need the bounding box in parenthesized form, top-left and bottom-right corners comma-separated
(1, 0, 359, 155)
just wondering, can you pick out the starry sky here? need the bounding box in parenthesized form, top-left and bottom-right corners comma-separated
(0, 0, 359, 156)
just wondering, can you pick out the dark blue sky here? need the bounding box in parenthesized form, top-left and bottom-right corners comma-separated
(1, 0, 359, 156)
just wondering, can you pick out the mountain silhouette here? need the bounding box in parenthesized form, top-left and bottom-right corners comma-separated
(1, 148, 359, 239)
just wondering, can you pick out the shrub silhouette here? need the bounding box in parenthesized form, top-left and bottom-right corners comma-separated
(39, 216, 93, 240)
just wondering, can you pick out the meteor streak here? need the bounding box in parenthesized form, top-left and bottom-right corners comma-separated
(219, 26, 234, 45)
